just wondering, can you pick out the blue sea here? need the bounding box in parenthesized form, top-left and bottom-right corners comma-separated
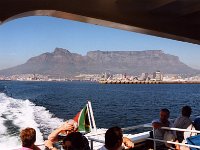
(0, 81, 200, 149)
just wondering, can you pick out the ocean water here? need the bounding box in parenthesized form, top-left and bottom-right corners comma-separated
(0, 81, 200, 149)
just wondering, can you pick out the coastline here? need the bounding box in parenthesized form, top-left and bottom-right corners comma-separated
(99, 80, 200, 84)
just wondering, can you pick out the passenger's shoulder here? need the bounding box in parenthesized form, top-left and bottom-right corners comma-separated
(152, 119, 160, 123)
(169, 120, 174, 127)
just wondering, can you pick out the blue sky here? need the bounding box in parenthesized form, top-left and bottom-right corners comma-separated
(0, 16, 200, 70)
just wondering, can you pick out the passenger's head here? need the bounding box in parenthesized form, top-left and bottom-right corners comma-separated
(105, 126, 123, 150)
(20, 128, 36, 148)
(182, 106, 192, 117)
(62, 135, 72, 150)
(63, 132, 85, 150)
(160, 108, 170, 123)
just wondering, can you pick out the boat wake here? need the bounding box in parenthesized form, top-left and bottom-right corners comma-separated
(0, 92, 64, 150)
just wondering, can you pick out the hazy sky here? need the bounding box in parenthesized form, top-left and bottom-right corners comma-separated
(0, 16, 200, 70)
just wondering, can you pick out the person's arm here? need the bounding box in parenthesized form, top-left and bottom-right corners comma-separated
(122, 137, 134, 148)
(152, 119, 162, 129)
(152, 119, 170, 129)
(174, 118, 178, 128)
(44, 140, 58, 150)
(152, 122, 163, 129)
(48, 122, 74, 142)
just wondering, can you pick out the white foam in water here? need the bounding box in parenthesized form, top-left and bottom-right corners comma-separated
(0, 93, 64, 150)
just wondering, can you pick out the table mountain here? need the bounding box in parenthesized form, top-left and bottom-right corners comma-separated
(0, 48, 198, 76)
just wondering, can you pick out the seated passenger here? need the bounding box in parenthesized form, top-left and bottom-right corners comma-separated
(48, 119, 76, 142)
(99, 126, 134, 150)
(45, 132, 89, 150)
(19, 127, 41, 150)
(47, 119, 90, 150)
(65, 132, 89, 150)
(174, 106, 192, 142)
(152, 108, 175, 149)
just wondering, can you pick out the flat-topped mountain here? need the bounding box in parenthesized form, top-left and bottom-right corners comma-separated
(0, 48, 198, 76)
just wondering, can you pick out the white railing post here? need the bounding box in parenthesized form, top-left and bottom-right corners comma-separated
(87, 103, 92, 132)
(88, 101, 97, 132)
(153, 128, 156, 150)
(90, 139, 94, 150)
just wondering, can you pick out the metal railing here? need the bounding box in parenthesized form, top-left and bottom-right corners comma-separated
(147, 137, 200, 149)
(87, 124, 200, 150)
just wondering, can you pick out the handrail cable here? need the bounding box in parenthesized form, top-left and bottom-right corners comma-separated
(161, 126, 200, 134)
(147, 138, 200, 149)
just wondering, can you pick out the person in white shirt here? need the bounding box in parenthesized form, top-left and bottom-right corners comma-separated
(152, 108, 175, 149)
(174, 106, 192, 142)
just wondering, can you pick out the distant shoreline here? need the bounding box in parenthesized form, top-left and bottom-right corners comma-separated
(0, 79, 97, 83)
(99, 80, 200, 84)
(1, 80, 200, 84)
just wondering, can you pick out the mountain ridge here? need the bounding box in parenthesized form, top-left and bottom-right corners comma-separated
(0, 48, 198, 76)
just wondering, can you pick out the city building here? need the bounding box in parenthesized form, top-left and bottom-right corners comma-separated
(153, 71, 163, 81)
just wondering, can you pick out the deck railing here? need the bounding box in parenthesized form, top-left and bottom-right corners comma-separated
(87, 124, 200, 150)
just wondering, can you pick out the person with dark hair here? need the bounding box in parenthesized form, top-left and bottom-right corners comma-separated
(152, 108, 171, 129)
(181, 106, 192, 117)
(152, 108, 175, 149)
(174, 106, 192, 142)
(19, 127, 41, 150)
(48, 119, 77, 143)
(99, 126, 134, 150)
(46, 119, 90, 150)
(45, 132, 89, 150)
(65, 132, 89, 150)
